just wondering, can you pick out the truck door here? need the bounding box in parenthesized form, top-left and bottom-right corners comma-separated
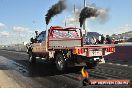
(39, 31, 46, 53)
(32, 31, 46, 53)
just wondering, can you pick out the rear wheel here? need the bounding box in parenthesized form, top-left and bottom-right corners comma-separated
(28, 51, 36, 63)
(56, 53, 67, 71)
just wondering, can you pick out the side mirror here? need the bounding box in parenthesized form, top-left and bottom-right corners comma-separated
(30, 37, 34, 43)
(35, 31, 38, 36)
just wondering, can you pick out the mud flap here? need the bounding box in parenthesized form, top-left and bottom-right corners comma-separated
(99, 57, 105, 64)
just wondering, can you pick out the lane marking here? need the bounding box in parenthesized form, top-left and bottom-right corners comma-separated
(107, 62, 132, 68)
(121, 65, 128, 67)
(107, 63, 113, 65)
(115, 63, 121, 66)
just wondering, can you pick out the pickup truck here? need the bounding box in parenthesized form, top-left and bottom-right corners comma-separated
(26, 26, 115, 71)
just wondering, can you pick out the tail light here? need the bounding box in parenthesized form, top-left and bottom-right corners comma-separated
(106, 48, 109, 52)
(78, 48, 84, 54)
(78, 49, 80, 54)
(113, 48, 115, 52)
(106, 47, 115, 52)
(74, 48, 84, 54)
(74, 48, 80, 54)
(81, 48, 84, 54)
(75, 49, 78, 54)
(110, 48, 112, 52)
(111, 48, 115, 52)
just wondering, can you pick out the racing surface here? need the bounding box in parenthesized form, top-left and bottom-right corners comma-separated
(0, 45, 132, 88)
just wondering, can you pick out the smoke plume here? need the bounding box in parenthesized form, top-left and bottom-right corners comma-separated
(96, 9, 109, 24)
(45, 0, 66, 25)
(79, 7, 98, 27)
(79, 6, 109, 27)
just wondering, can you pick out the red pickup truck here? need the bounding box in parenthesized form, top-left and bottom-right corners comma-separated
(26, 26, 115, 71)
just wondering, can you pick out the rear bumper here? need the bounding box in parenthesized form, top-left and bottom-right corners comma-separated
(72, 46, 115, 57)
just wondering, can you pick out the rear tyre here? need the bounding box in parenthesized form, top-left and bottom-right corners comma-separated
(28, 51, 36, 63)
(56, 53, 67, 71)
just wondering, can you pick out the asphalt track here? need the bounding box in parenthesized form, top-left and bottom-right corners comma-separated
(0, 45, 132, 88)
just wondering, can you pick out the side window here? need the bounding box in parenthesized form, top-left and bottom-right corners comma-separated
(42, 32, 46, 41)
(36, 31, 46, 43)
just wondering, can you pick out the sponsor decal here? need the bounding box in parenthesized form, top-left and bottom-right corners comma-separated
(80, 67, 131, 87)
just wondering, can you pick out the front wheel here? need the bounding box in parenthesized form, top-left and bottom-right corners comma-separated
(56, 53, 67, 71)
(28, 51, 36, 63)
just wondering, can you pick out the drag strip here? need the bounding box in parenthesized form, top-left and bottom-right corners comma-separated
(0, 50, 131, 88)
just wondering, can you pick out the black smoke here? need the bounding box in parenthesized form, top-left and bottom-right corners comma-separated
(45, 0, 66, 25)
(79, 7, 98, 27)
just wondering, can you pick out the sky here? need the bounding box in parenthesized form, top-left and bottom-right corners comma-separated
(0, 0, 132, 45)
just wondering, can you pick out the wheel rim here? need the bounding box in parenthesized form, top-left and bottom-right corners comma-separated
(57, 57, 64, 69)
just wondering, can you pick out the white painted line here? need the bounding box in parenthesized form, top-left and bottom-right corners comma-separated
(107, 63, 113, 65)
(115, 63, 121, 66)
(121, 65, 128, 67)
(113, 63, 129, 67)
(130, 66, 132, 68)
(107, 62, 131, 68)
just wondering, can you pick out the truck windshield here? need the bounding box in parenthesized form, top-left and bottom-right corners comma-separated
(52, 29, 81, 38)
